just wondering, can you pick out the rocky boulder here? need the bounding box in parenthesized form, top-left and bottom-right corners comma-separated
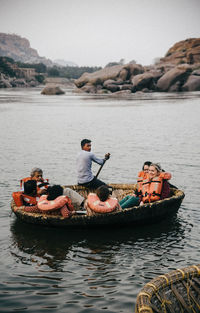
(192, 69, 200, 76)
(124, 63, 144, 77)
(182, 75, 200, 91)
(10, 78, 28, 87)
(41, 85, 65, 95)
(105, 84, 120, 92)
(0, 74, 12, 88)
(74, 65, 124, 88)
(156, 65, 192, 91)
(79, 83, 97, 93)
(131, 72, 160, 91)
(160, 38, 200, 65)
(73, 37, 200, 94)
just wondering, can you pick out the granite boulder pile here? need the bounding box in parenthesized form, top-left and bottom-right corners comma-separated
(74, 38, 200, 94)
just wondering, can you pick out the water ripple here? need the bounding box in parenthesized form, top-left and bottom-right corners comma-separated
(0, 89, 200, 312)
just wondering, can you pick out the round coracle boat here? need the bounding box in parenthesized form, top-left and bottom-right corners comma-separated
(135, 264, 200, 313)
(11, 184, 185, 228)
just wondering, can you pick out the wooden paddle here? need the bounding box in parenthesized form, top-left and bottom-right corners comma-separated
(95, 159, 106, 178)
(95, 153, 110, 178)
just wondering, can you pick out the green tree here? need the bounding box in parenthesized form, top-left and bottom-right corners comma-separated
(47, 67, 60, 77)
(46, 65, 102, 79)
(17, 62, 47, 73)
(0, 57, 15, 77)
(35, 74, 45, 83)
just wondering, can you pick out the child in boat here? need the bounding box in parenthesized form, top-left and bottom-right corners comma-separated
(20, 167, 49, 196)
(38, 185, 76, 218)
(85, 185, 121, 216)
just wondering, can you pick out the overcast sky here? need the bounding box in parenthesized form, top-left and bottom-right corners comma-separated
(0, 0, 199, 67)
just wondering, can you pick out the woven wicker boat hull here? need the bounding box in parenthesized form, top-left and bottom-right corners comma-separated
(135, 264, 200, 313)
(11, 184, 185, 228)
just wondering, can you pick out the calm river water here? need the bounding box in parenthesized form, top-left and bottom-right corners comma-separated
(0, 87, 200, 313)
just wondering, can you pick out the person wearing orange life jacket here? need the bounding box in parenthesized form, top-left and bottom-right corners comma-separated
(20, 167, 49, 196)
(119, 161, 152, 209)
(137, 161, 152, 196)
(12, 180, 40, 212)
(140, 163, 171, 205)
(85, 185, 121, 216)
(38, 185, 76, 218)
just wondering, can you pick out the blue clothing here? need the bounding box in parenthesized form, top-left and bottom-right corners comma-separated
(77, 150, 104, 184)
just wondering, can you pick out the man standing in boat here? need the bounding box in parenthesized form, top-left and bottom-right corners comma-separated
(77, 139, 110, 189)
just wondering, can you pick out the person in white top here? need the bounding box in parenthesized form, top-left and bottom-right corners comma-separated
(77, 139, 110, 189)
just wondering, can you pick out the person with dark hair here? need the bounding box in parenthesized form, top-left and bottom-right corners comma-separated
(46, 185, 63, 200)
(142, 161, 152, 172)
(38, 185, 75, 218)
(85, 185, 121, 216)
(22, 179, 38, 206)
(119, 161, 152, 209)
(96, 185, 110, 202)
(23, 180, 37, 197)
(139, 163, 171, 205)
(137, 161, 152, 196)
(12, 180, 39, 209)
(77, 139, 110, 189)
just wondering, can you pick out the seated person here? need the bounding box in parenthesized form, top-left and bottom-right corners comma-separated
(20, 167, 49, 196)
(140, 161, 152, 176)
(119, 193, 140, 209)
(85, 185, 121, 216)
(119, 161, 152, 209)
(137, 161, 152, 196)
(139, 163, 171, 205)
(38, 185, 75, 218)
(12, 180, 39, 212)
(23, 180, 38, 206)
(120, 162, 171, 209)
(63, 187, 85, 210)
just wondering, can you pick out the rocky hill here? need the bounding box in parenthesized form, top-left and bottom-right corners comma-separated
(0, 33, 52, 66)
(160, 38, 200, 65)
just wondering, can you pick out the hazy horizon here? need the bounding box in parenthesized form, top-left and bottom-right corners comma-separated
(0, 0, 200, 67)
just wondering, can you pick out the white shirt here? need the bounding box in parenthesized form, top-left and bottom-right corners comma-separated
(77, 150, 104, 184)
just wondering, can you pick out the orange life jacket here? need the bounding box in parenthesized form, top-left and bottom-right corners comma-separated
(38, 195, 74, 215)
(87, 193, 119, 213)
(137, 171, 148, 195)
(12, 191, 38, 207)
(12, 191, 23, 207)
(20, 177, 49, 195)
(22, 194, 38, 206)
(141, 172, 171, 203)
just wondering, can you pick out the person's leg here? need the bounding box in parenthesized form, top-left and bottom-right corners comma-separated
(87, 177, 107, 189)
(120, 196, 140, 209)
(63, 187, 84, 209)
(119, 195, 131, 206)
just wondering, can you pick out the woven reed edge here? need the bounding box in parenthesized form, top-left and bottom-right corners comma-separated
(135, 264, 200, 313)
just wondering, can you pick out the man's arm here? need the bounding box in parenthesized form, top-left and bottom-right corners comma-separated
(91, 153, 105, 165)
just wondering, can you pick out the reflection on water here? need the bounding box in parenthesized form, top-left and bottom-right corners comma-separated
(7, 213, 192, 312)
(0, 88, 200, 312)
